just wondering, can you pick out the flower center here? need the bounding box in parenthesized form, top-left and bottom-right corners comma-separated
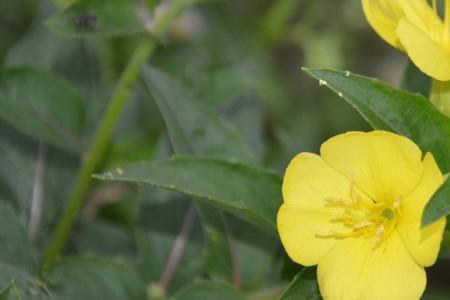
(316, 179, 402, 247)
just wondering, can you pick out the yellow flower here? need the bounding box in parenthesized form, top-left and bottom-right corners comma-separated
(277, 131, 446, 300)
(362, 0, 450, 81)
(362, 0, 450, 116)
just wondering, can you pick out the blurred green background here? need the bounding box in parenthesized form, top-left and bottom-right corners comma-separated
(0, 0, 448, 299)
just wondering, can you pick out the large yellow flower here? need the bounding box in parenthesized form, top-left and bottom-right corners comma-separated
(277, 131, 446, 300)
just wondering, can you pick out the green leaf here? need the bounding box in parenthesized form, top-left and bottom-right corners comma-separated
(0, 283, 23, 300)
(142, 66, 254, 163)
(278, 268, 321, 300)
(0, 67, 84, 154)
(45, 256, 146, 300)
(171, 281, 244, 300)
(73, 220, 136, 261)
(96, 156, 282, 232)
(303, 68, 450, 225)
(191, 67, 259, 106)
(0, 203, 35, 273)
(423, 177, 450, 226)
(0, 262, 48, 300)
(45, 0, 145, 37)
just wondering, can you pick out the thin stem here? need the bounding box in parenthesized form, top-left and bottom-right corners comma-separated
(220, 213, 241, 289)
(42, 0, 191, 267)
(159, 203, 197, 290)
(28, 143, 46, 241)
(42, 38, 154, 266)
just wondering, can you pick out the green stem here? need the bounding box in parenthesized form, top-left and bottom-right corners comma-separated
(42, 0, 191, 266)
(42, 38, 155, 266)
(431, 79, 450, 117)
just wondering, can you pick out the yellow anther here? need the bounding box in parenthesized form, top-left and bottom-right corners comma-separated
(315, 229, 335, 238)
(325, 197, 353, 206)
(320, 176, 399, 245)
(349, 174, 357, 202)
(392, 195, 402, 210)
(353, 221, 373, 230)
(372, 224, 385, 245)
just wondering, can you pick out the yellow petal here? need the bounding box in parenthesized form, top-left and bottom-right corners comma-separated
(277, 204, 340, 266)
(361, 0, 405, 50)
(397, 153, 446, 267)
(279, 153, 368, 266)
(398, 0, 442, 35)
(282, 152, 355, 209)
(317, 231, 426, 300)
(397, 19, 450, 81)
(320, 131, 423, 205)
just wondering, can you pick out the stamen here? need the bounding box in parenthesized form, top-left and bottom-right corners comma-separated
(349, 174, 357, 203)
(317, 178, 399, 245)
(315, 229, 335, 238)
(392, 195, 402, 210)
(372, 224, 385, 245)
(325, 197, 353, 206)
(353, 221, 373, 230)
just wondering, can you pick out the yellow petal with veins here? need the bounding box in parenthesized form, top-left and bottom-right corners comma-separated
(361, 0, 405, 50)
(397, 153, 447, 267)
(320, 131, 423, 205)
(397, 19, 450, 81)
(318, 231, 426, 300)
(398, 0, 443, 39)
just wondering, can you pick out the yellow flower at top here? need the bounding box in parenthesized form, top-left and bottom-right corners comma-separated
(362, 0, 450, 81)
(277, 131, 446, 300)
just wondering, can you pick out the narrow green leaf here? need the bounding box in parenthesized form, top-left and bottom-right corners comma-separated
(0, 262, 49, 300)
(0, 283, 23, 300)
(45, 256, 146, 300)
(278, 268, 321, 300)
(423, 176, 450, 226)
(142, 66, 254, 163)
(45, 0, 144, 37)
(73, 220, 136, 260)
(303, 68, 450, 173)
(0, 67, 84, 154)
(0, 203, 35, 273)
(96, 156, 282, 232)
(191, 67, 259, 106)
(171, 281, 244, 300)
